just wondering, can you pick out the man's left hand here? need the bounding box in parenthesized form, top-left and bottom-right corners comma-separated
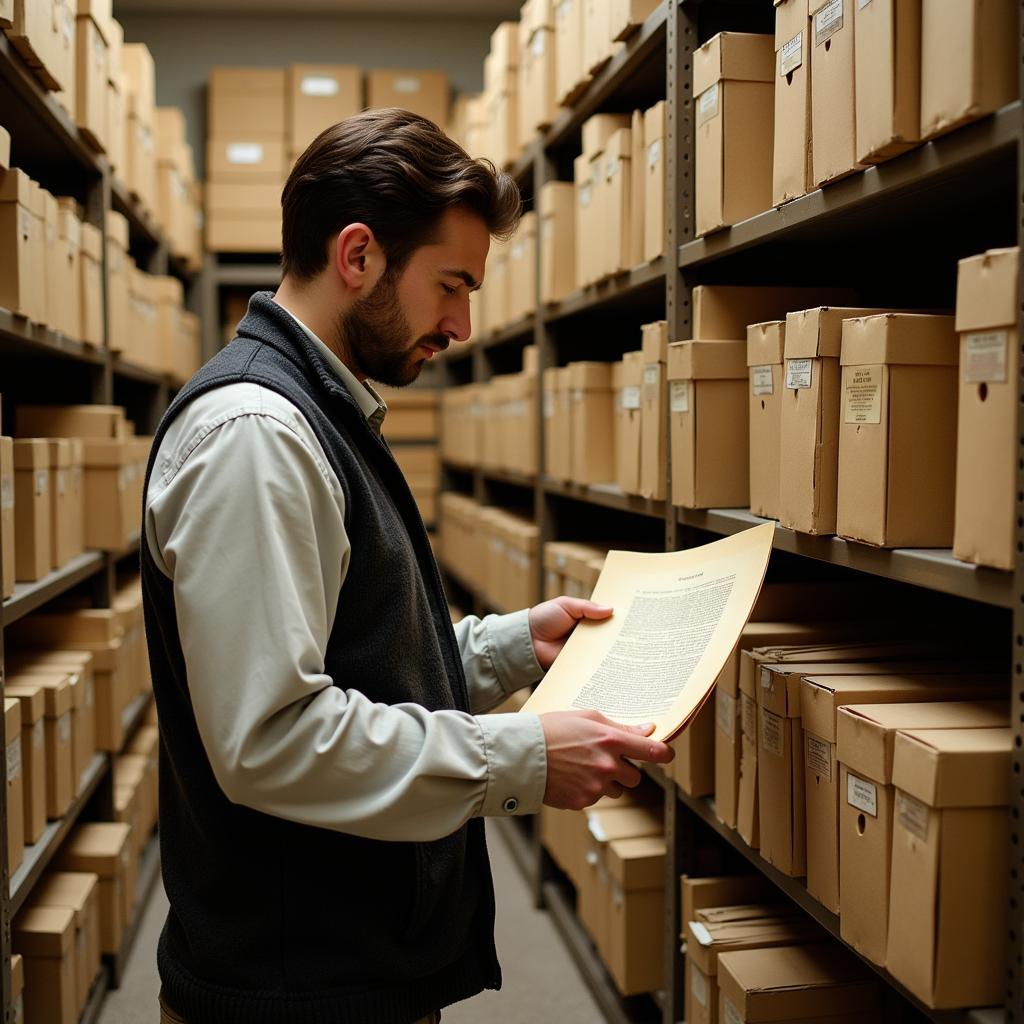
(528, 597, 613, 671)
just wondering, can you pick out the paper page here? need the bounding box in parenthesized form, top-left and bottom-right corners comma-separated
(521, 523, 775, 742)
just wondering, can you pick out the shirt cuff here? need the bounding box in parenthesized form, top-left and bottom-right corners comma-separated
(477, 712, 547, 818)
(485, 608, 545, 695)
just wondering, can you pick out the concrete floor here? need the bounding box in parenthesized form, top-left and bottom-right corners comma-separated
(98, 821, 603, 1024)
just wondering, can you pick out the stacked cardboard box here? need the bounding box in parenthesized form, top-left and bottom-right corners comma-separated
(440, 385, 483, 468)
(121, 43, 157, 217)
(517, 0, 559, 148)
(287, 64, 362, 162)
(5, 0, 75, 109)
(542, 541, 607, 601)
(367, 68, 449, 130)
(155, 108, 202, 270)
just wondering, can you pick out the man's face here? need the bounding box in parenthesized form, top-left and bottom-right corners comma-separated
(337, 206, 490, 387)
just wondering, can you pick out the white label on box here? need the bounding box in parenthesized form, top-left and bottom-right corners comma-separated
(844, 364, 882, 424)
(511, 242, 524, 262)
(741, 692, 756, 739)
(572, 389, 584, 403)
(1, 477, 12, 511)
(621, 386, 641, 410)
(301, 76, 340, 97)
(647, 139, 661, 169)
(690, 922, 713, 946)
(697, 82, 720, 126)
(393, 77, 422, 94)
(579, 183, 592, 208)
(544, 393, 555, 418)
(587, 812, 608, 843)
(670, 381, 689, 413)
(751, 365, 774, 396)
(644, 364, 659, 386)
(897, 790, 930, 840)
(691, 964, 709, 1007)
(760, 708, 784, 758)
(7, 738, 20, 782)
(33, 718, 43, 750)
(58, 714, 71, 744)
(780, 31, 804, 75)
(806, 734, 832, 781)
(716, 688, 736, 741)
(786, 358, 813, 390)
(226, 143, 265, 165)
(557, 0, 572, 24)
(63, 9, 73, 41)
(606, 156, 621, 182)
(724, 998, 743, 1024)
(847, 773, 878, 817)
(57, 468, 67, 497)
(541, 219, 553, 241)
(35, 470, 47, 498)
(964, 330, 1009, 383)
(815, 0, 845, 45)
(759, 666, 774, 691)
(532, 30, 546, 56)
(85, 678, 95, 708)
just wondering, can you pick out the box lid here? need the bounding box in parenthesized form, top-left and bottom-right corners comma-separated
(641, 320, 669, 364)
(607, 835, 666, 890)
(2, 684, 44, 724)
(12, 439, 49, 471)
(667, 340, 747, 381)
(80, 221, 103, 261)
(836, 700, 1009, 785)
(893, 727, 1011, 808)
(840, 313, 958, 367)
(956, 247, 1019, 332)
(694, 32, 775, 95)
(81, 438, 129, 467)
(747, 321, 786, 366)
(538, 179, 575, 219)
(567, 361, 614, 391)
(582, 113, 631, 160)
(6, 674, 73, 718)
(685, 919, 820, 975)
(47, 438, 71, 469)
(31, 871, 100, 925)
(209, 66, 286, 96)
(586, 804, 662, 845)
(4, 698, 20, 742)
(10, 953, 22, 1000)
(774, 0, 808, 49)
(784, 307, 895, 360)
(12, 905, 75, 958)
(56, 822, 132, 877)
(717, 943, 879, 1022)
(151, 274, 184, 306)
(105, 209, 129, 249)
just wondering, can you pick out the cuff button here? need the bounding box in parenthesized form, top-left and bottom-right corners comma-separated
(502, 797, 519, 814)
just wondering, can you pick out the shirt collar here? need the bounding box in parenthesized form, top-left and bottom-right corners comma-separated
(274, 301, 388, 430)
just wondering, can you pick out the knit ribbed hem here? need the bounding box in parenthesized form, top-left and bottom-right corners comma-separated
(158, 939, 500, 1024)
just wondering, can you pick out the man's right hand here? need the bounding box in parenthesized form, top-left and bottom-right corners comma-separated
(539, 710, 675, 810)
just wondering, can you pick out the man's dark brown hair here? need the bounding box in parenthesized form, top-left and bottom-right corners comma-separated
(281, 107, 522, 280)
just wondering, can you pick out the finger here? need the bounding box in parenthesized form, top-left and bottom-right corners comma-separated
(614, 759, 643, 789)
(556, 597, 613, 621)
(605, 781, 624, 799)
(609, 730, 675, 764)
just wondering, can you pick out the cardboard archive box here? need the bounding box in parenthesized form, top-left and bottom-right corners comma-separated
(539, 181, 576, 305)
(568, 361, 615, 485)
(367, 69, 450, 129)
(41, 191, 60, 331)
(573, 154, 595, 289)
(55, 822, 134, 957)
(54, 198, 82, 340)
(920, 0, 1016, 141)
(642, 100, 666, 263)
(886, 727, 1011, 1008)
(601, 127, 634, 278)
(125, 725, 159, 834)
(13, 439, 50, 582)
(5, 698, 22, 874)
(773, 0, 813, 205)
(667, 339, 748, 509)
(122, 44, 156, 213)
(716, 943, 880, 1023)
(779, 306, 893, 536)
(0, 168, 41, 323)
(205, 182, 281, 254)
(639, 321, 667, 500)
(208, 67, 285, 138)
(610, 0, 660, 41)
(836, 313, 958, 547)
(605, 835, 665, 995)
(694, 32, 774, 237)
(628, 109, 645, 267)
(46, 439, 76, 570)
(1, 436, 14, 599)
(3, 684, 46, 845)
(287, 64, 361, 157)
(542, 367, 572, 481)
(32, 872, 102, 1017)
(12, 905, 77, 1024)
(507, 211, 538, 323)
(555, 0, 588, 106)
(809, 0, 864, 186)
(800, 670, 1006, 915)
(76, 10, 109, 153)
(746, 320, 786, 519)
(206, 138, 286, 187)
(79, 222, 104, 347)
(614, 352, 644, 495)
(519, 1, 559, 140)
(854, 0, 922, 164)
(582, 0, 619, 76)
(379, 388, 438, 442)
(953, 247, 1018, 569)
(836, 699, 1009, 966)
(105, 211, 130, 354)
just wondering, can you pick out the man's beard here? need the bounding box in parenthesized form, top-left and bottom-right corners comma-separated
(336, 269, 449, 387)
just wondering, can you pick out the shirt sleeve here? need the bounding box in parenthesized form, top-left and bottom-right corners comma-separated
(454, 611, 545, 714)
(145, 392, 548, 842)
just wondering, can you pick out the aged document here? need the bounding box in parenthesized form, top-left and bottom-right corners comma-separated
(522, 523, 775, 741)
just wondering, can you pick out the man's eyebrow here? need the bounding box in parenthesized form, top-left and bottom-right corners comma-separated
(441, 268, 481, 291)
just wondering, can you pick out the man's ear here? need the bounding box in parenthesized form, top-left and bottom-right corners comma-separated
(334, 223, 385, 293)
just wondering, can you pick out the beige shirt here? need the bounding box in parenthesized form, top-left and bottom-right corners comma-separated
(144, 303, 548, 842)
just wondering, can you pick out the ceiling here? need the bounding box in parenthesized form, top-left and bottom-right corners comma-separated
(115, 0, 518, 13)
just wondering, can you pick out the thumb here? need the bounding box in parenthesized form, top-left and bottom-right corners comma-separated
(572, 600, 614, 621)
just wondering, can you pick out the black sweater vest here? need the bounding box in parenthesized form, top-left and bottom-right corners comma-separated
(141, 293, 500, 1024)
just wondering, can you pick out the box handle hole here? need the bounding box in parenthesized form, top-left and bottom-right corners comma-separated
(979, 382, 989, 402)
(825, 39, 831, 52)
(760, 400, 765, 411)
(857, 813, 866, 836)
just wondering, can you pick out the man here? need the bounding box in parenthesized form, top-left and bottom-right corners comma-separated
(142, 108, 673, 1024)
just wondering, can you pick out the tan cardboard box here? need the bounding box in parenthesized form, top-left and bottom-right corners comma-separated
(206, 212, 281, 254)
(799, 669, 1006, 915)
(695, 32, 774, 236)
(105, 211, 130, 354)
(539, 181, 575, 305)
(692, 284, 858, 340)
(367, 69, 449, 130)
(953, 247, 1017, 569)
(16, 404, 126, 440)
(610, 0, 660, 40)
(54, 823, 133, 956)
(13, 439, 50, 582)
(41, 190, 60, 330)
(746, 320, 785, 519)
(207, 137, 286, 185)
(773, 0, 813, 205)
(122, 42, 154, 127)
(0, 169, 37, 321)
(670, 697, 715, 798)
(887, 727, 1011, 1008)
(836, 700, 1008, 966)
(809, 0, 865, 186)
(555, 0, 588, 105)
(668, 340, 748, 509)
(628, 108, 645, 267)
(920, 0, 1016, 140)
(47, 439, 72, 570)
(605, 835, 664, 996)
(716, 943, 880, 1022)
(106, 77, 125, 178)
(779, 306, 893, 535)
(737, 650, 761, 848)
(836, 313, 958, 548)
(0, 124, 9, 169)
(55, 200, 81, 340)
(573, 154, 594, 289)
(680, 876, 776, 938)
(76, 13, 109, 153)
(3, 684, 47, 844)
(642, 100, 666, 262)
(583, 0, 618, 75)
(638, 321, 667, 500)
(602, 128, 633, 277)
(27, 181, 47, 326)
(209, 67, 286, 138)
(854, 0, 922, 164)
(1, 436, 14, 599)
(568, 361, 615, 485)
(6, 674, 72, 820)
(615, 352, 644, 495)
(287, 64, 362, 156)
(377, 389, 438, 442)
(79, 223, 104, 347)
(12, 905, 77, 1024)
(5, 698, 23, 875)
(507, 211, 538, 323)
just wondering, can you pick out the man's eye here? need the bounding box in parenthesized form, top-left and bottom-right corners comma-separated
(442, 284, 457, 296)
